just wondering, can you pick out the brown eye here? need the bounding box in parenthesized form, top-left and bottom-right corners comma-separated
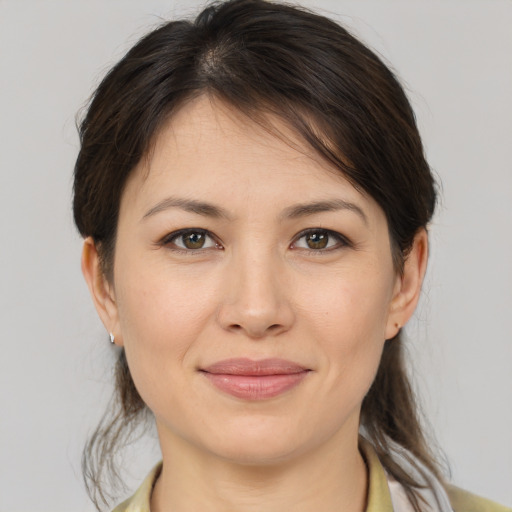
(182, 232, 206, 249)
(163, 229, 219, 251)
(292, 229, 349, 252)
(305, 232, 329, 249)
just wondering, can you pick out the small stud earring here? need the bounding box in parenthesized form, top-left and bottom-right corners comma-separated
(109, 332, 115, 344)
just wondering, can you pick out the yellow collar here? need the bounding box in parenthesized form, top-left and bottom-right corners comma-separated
(359, 437, 394, 512)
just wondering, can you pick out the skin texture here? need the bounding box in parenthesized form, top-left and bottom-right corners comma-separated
(82, 95, 428, 512)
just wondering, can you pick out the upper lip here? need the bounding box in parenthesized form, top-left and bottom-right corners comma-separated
(201, 358, 309, 376)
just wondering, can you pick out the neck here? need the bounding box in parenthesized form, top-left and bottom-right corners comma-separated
(151, 428, 368, 512)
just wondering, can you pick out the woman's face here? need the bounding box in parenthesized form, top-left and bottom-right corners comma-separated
(86, 96, 423, 465)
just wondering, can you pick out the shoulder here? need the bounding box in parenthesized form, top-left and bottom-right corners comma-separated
(446, 485, 512, 512)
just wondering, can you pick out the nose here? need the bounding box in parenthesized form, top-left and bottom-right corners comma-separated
(216, 251, 295, 339)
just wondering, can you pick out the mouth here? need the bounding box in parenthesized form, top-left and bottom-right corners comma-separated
(200, 358, 311, 400)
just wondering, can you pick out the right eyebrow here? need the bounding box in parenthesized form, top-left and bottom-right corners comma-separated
(142, 196, 233, 221)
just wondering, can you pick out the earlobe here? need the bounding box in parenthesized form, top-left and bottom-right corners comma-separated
(385, 229, 429, 340)
(81, 237, 122, 345)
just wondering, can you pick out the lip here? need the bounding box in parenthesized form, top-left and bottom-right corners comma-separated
(200, 358, 310, 400)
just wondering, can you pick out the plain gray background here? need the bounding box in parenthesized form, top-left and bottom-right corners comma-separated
(1, 1, 511, 511)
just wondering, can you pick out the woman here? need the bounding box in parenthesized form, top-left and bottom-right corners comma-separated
(73, 0, 510, 511)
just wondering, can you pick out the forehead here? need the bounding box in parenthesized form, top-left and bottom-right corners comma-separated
(120, 95, 382, 223)
(152, 96, 333, 174)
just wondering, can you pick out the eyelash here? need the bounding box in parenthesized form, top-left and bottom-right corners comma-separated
(159, 228, 223, 253)
(291, 228, 351, 253)
(159, 228, 351, 254)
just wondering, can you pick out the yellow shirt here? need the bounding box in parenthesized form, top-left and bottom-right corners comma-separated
(112, 442, 511, 512)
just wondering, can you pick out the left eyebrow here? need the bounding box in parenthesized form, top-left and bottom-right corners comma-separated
(280, 199, 368, 226)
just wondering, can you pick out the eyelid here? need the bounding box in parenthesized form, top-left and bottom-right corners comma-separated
(159, 228, 223, 251)
(290, 228, 352, 251)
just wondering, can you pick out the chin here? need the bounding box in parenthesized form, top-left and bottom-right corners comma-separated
(213, 439, 303, 467)
(198, 415, 315, 466)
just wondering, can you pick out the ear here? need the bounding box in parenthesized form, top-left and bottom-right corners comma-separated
(81, 237, 123, 346)
(385, 229, 429, 340)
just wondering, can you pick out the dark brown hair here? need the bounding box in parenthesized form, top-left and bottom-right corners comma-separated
(74, 0, 440, 510)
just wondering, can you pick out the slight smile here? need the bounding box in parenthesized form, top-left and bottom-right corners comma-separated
(200, 358, 311, 400)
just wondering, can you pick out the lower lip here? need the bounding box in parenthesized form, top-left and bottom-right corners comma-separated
(202, 372, 309, 400)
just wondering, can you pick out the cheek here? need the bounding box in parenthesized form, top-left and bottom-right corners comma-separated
(303, 264, 393, 341)
(113, 261, 220, 403)
(117, 256, 218, 338)
(301, 266, 393, 389)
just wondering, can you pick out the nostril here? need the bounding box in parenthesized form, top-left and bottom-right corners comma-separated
(226, 322, 284, 338)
